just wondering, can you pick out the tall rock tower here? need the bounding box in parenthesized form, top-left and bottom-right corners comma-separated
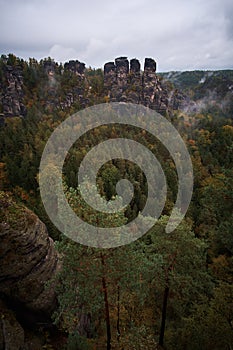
(142, 58, 168, 111)
(104, 56, 168, 112)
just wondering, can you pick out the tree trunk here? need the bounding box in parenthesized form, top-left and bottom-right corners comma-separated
(159, 252, 177, 347)
(159, 285, 169, 347)
(101, 254, 111, 350)
(117, 285, 120, 342)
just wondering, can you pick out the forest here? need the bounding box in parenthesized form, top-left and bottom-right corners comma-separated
(0, 54, 232, 349)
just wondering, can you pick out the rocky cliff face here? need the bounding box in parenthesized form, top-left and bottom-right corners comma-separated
(0, 300, 25, 349)
(64, 59, 85, 76)
(104, 57, 169, 112)
(62, 59, 88, 109)
(0, 55, 185, 120)
(0, 192, 59, 314)
(0, 192, 61, 348)
(42, 58, 89, 111)
(0, 64, 26, 117)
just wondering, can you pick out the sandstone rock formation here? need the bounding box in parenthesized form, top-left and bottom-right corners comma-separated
(104, 57, 169, 112)
(41, 58, 89, 111)
(143, 57, 168, 111)
(43, 60, 56, 74)
(0, 300, 25, 350)
(0, 192, 59, 314)
(0, 55, 185, 119)
(64, 60, 85, 76)
(61, 59, 89, 110)
(128, 58, 142, 103)
(0, 192, 93, 348)
(0, 298, 54, 349)
(0, 64, 26, 117)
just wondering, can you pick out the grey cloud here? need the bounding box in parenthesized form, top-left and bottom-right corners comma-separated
(0, 0, 232, 70)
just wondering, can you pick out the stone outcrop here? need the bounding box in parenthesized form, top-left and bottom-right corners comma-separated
(104, 62, 117, 96)
(143, 58, 168, 111)
(41, 58, 89, 111)
(128, 58, 142, 103)
(0, 192, 59, 314)
(115, 57, 129, 88)
(0, 192, 92, 348)
(167, 88, 189, 111)
(64, 60, 85, 76)
(0, 55, 185, 119)
(0, 300, 25, 350)
(0, 299, 54, 349)
(43, 60, 56, 75)
(60, 59, 89, 110)
(104, 57, 169, 112)
(0, 64, 26, 117)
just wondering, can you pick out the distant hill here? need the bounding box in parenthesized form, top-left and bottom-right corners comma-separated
(159, 70, 233, 117)
(159, 70, 233, 95)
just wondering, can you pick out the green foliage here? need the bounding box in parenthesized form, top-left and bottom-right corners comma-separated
(0, 191, 25, 227)
(0, 54, 232, 349)
(176, 282, 233, 350)
(65, 332, 90, 350)
(54, 195, 213, 348)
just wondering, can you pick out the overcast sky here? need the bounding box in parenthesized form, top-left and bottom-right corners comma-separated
(0, 0, 233, 71)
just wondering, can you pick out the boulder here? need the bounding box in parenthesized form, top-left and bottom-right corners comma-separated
(0, 192, 59, 314)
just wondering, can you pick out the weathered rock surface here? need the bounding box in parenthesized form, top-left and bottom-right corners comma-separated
(41, 58, 89, 111)
(0, 192, 59, 314)
(0, 300, 24, 350)
(61, 59, 89, 109)
(128, 58, 142, 103)
(0, 192, 94, 347)
(0, 55, 186, 119)
(64, 60, 85, 75)
(142, 57, 168, 111)
(104, 56, 171, 112)
(0, 299, 54, 350)
(0, 64, 26, 117)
